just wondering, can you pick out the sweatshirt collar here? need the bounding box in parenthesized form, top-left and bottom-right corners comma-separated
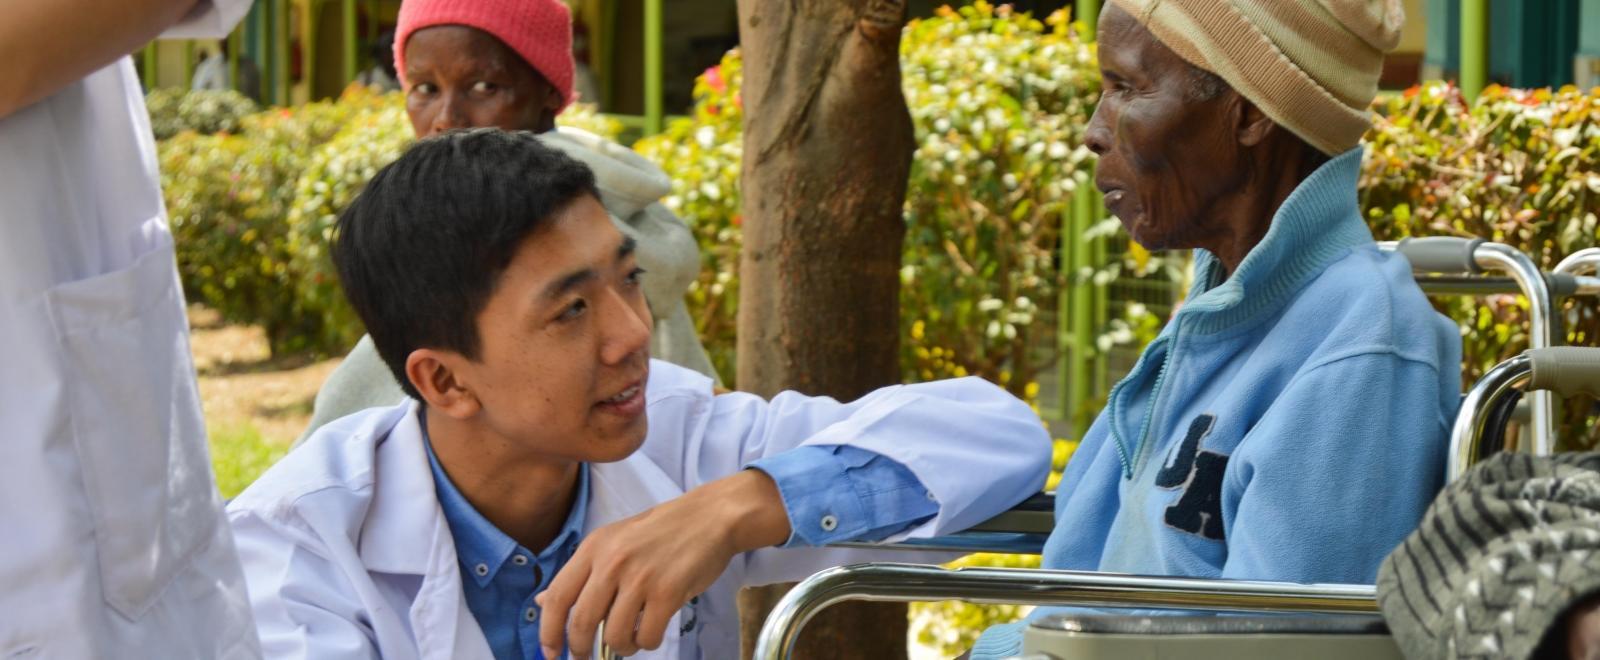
(1174, 147, 1374, 335)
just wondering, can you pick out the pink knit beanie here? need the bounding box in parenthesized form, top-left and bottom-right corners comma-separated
(394, 0, 576, 109)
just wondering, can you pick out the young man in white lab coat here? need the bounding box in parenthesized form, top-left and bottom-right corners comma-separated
(1, 1, 256, 658)
(227, 129, 1052, 660)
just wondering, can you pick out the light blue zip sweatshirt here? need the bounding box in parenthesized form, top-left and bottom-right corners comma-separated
(972, 148, 1462, 657)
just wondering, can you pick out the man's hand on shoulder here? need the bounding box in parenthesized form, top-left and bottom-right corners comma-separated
(537, 469, 790, 658)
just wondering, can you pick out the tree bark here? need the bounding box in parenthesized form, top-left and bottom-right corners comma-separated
(733, 0, 915, 658)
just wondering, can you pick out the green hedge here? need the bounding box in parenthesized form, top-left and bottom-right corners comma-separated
(1361, 82, 1600, 446)
(146, 88, 259, 140)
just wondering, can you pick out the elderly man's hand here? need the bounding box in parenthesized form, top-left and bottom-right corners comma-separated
(536, 469, 790, 658)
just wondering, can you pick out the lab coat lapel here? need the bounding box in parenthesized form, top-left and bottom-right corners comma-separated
(353, 403, 494, 660)
(585, 450, 686, 530)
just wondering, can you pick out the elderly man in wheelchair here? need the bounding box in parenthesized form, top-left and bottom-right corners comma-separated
(956, 0, 1460, 655)
(759, 0, 1600, 658)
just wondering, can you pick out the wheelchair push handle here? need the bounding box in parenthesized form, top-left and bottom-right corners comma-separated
(1528, 347, 1600, 399)
(1396, 236, 1486, 274)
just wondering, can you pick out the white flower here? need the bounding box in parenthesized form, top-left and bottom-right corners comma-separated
(1554, 127, 1580, 148)
(1003, 173, 1019, 189)
(977, 298, 1004, 312)
(1047, 142, 1069, 159)
(696, 125, 716, 148)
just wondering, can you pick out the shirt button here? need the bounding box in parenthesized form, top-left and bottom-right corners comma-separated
(512, 554, 528, 566)
(925, 490, 937, 501)
(819, 514, 839, 532)
(524, 607, 539, 623)
(474, 563, 489, 577)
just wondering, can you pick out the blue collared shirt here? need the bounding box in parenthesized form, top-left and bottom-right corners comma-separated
(424, 432, 586, 660)
(426, 432, 935, 660)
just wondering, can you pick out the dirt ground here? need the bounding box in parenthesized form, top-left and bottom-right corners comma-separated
(188, 305, 341, 446)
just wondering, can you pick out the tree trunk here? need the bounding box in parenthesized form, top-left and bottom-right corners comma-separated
(733, 0, 915, 658)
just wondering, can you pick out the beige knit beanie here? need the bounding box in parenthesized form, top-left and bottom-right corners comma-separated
(1105, 0, 1404, 155)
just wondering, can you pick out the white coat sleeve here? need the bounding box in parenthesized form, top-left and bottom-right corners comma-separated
(639, 361, 1053, 585)
(229, 510, 381, 659)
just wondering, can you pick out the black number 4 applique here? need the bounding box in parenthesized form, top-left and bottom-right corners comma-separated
(1153, 414, 1229, 541)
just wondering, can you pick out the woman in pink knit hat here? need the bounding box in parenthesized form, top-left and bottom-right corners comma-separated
(298, 0, 717, 441)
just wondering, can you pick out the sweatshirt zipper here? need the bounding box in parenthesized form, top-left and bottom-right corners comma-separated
(1111, 321, 1180, 480)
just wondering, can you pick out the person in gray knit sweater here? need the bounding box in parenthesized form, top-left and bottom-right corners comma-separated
(297, 3, 717, 445)
(1379, 452, 1600, 660)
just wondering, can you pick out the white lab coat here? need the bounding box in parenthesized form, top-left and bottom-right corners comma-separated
(228, 360, 1051, 659)
(0, 2, 257, 658)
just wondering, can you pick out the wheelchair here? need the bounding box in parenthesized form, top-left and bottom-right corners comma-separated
(756, 238, 1600, 660)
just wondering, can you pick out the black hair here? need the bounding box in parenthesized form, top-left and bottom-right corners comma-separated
(334, 128, 600, 399)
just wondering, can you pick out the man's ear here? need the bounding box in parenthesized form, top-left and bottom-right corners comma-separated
(406, 348, 481, 419)
(1236, 97, 1277, 148)
(545, 86, 564, 113)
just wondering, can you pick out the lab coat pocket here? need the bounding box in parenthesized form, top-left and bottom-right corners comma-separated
(44, 241, 218, 621)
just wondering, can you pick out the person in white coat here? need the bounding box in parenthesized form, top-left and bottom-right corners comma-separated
(0, 0, 257, 658)
(227, 129, 1052, 659)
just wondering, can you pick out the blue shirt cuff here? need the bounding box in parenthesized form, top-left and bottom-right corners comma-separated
(747, 445, 939, 548)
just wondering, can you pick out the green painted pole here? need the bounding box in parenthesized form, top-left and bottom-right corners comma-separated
(229, 30, 242, 93)
(306, 0, 320, 99)
(1076, 0, 1101, 39)
(275, 0, 290, 104)
(1089, 187, 1108, 397)
(1461, 0, 1488, 100)
(343, 0, 358, 86)
(1057, 202, 1075, 429)
(644, 0, 663, 134)
(1069, 176, 1096, 435)
(183, 41, 196, 89)
(142, 45, 158, 89)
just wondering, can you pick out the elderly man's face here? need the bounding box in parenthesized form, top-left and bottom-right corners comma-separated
(1085, 4, 1246, 252)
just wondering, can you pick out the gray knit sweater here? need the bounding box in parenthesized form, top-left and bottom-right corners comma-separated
(1378, 452, 1600, 660)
